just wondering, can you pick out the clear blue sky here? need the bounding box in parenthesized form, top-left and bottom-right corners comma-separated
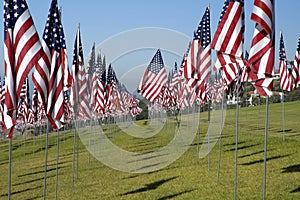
(1, 0, 300, 92)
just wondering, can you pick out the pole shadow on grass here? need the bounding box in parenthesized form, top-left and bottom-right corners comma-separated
(13, 174, 56, 186)
(277, 129, 292, 133)
(238, 148, 275, 159)
(0, 185, 42, 198)
(282, 164, 300, 173)
(157, 189, 195, 200)
(225, 143, 260, 152)
(17, 165, 67, 177)
(291, 187, 300, 193)
(121, 176, 178, 196)
(240, 154, 291, 166)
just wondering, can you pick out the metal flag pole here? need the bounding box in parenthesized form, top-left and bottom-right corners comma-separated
(196, 103, 201, 165)
(55, 130, 60, 200)
(72, 120, 78, 189)
(43, 121, 50, 200)
(8, 137, 12, 200)
(207, 100, 211, 172)
(216, 90, 225, 184)
(256, 96, 261, 135)
(262, 96, 270, 200)
(281, 91, 285, 141)
(234, 71, 242, 200)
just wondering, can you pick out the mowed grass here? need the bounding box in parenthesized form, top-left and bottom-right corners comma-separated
(0, 101, 299, 199)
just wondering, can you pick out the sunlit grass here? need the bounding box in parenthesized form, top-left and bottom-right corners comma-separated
(0, 101, 299, 199)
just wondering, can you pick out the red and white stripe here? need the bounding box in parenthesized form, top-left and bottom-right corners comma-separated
(4, 0, 43, 137)
(291, 36, 300, 90)
(211, 0, 245, 86)
(243, 0, 275, 96)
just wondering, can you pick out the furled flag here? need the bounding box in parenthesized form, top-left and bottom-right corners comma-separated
(96, 52, 106, 116)
(279, 32, 292, 91)
(17, 77, 30, 125)
(71, 26, 92, 120)
(31, 87, 38, 124)
(291, 36, 300, 90)
(137, 49, 168, 102)
(243, 0, 275, 96)
(211, 0, 246, 87)
(105, 65, 125, 116)
(32, 0, 72, 130)
(181, 6, 211, 93)
(3, 0, 43, 137)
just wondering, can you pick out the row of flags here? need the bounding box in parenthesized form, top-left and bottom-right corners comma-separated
(2, 0, 300, 137)
(137, 0, 300, 111)
(1, 0, 142, 138)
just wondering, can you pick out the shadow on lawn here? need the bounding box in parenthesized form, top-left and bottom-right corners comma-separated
(0, 185, 42, 198)
(157, 189, 195, 200)
(13, 174, 56, 186)
(225, 143, 260, 152)
(17, 165, 67, 177)
(239, 148, 274, 159)
(277, 129, 292, 133)
(241, 154, 290, 166)
(291, 187, 300, 193)
(282, 164, 300, 173)
(121, 176, 178, 196)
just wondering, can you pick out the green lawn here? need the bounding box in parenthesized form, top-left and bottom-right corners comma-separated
(0, 101, 299, 199)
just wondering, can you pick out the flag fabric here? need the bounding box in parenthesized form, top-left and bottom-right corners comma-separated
(279, 32, 292, 91)
(96, 54, 106, 116)
(211, 0, 246, 87)
(71, 26, 92, 120)
(17, 78, 30, 125)
(4, 0, 43, 137)
(33, 0, 72, 130)
(243, 0, 275, 96)
(105, 65, 125, 116)
(291, 36, 300, 90)
(181, 6, 211, 95)
(137, 49, 168, 102)
(31, 87, 38, 123)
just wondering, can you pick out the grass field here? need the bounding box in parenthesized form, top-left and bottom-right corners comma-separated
(0, 101, 299, 199)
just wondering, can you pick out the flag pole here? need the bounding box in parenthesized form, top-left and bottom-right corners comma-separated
(55, 130, 60, 200)
(8, 137, 12, 200)
(281, 91, 285, 141)
(262, 96, 270, 200)
(216, 89, 225, 184)
(196, 103, 201, 164)
(207, 99, 211, 172)
(43, 121, 50, 200)
(234, 70, 242, 200)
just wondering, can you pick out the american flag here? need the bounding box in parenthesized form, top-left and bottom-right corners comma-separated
(96, 53, 106, 116)
(137, 49, 168, 102)
(17, 78, 29, 126)
(279, 32, 292, 91)
(181, 6, 211, 93)
(71, 26, 92, 120)
(0, 77, 6, 104)
(4, 0, 43, 137)
(106, 65, 125, 116)
(33, 0, 72, 130)
(31, 87, 38, 123)
(244, 0, 275, 96)
(211, 0, 245, 87)
(291, 36, 300, 90)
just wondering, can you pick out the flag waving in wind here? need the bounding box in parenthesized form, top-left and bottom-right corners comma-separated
(211, 0, 246, 87)
(279, 32, 292, 91)
(4, 0, 43, 137)
(32, 0, 72, 130)
(137, 49, 168, 102)
(244, 0, 275, 96)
